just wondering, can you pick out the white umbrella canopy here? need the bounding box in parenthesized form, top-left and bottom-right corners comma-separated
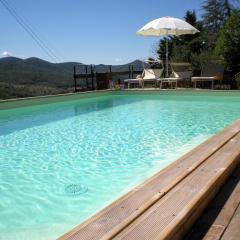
(137, 17, 199, 36)
(137, 17, 200, 76)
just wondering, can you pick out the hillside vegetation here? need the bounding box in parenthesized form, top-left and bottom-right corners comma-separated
(0, 57, 141, 99)
(0, 57, 78, 99)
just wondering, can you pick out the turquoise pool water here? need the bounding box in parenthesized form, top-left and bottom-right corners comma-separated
(0, 92, 240, 240)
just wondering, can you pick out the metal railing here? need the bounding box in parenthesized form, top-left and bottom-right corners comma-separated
(73, 64, 143, 92)
(234, 72, 240, 81)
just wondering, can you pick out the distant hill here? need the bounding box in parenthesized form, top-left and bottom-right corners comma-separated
(0, 57, 78, 87)
(0, 57, 143, 99)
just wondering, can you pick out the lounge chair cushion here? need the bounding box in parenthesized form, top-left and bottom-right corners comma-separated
(192, 76, 215, 81)
(170, 71, 180, 78)
(136, 75, 143, 80)
(143, 69, 163, 80)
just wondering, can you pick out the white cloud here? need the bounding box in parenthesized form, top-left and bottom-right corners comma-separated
(115, 58, 123, 63)
(2, 51, 13, 57)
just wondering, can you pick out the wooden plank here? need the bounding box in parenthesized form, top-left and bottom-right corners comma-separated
(58, 120, 240, 240)
(202, 225, 226, 240)
(112, 132, 240, 240)
(221, 204, 240, 240)
(184, 164, 240, 240)
(214, 180, 240, 228)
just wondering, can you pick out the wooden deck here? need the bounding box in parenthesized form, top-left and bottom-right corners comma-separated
(184, 163, 240, 240)
(58, 120, 240, 240)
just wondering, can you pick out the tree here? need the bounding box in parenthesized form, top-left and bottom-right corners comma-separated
(224, 0, 232, 16)
(156, 10, 201, 62)
(179, 10, 204, 56)
(157, 37, 175, 62)
(156, 10, 204, 69)
(202, 0, 232, 31)
(215, 10, 240, 72)
(202, 0, 235, 49)
(182, 10, 200, 42)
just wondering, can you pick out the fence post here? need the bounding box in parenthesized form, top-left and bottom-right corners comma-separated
(73, 65, 77, 92)
(109, 65, 112, 88)
(131, 65, 134, 79)
(85, 65, 89, 89)
(128, 65, 131, 79)
(91, 64, 94, 90)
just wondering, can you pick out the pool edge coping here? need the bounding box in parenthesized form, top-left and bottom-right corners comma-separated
(1, 88, 240, 103)
(1, 89, 240, 110)
(0, 89, 116, 110)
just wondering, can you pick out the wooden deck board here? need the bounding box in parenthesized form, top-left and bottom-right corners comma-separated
(113, 133, 240, 240)
(221, 203, 240, 240)
(184, 161, 240, 240)
(58, 120, 240, 240)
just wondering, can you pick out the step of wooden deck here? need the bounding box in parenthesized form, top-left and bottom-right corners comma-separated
(58, 120, 240, 240)
(221, 202, 240, 240)
(184, 164, 240, 240)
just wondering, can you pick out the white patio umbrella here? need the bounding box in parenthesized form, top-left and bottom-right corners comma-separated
(137, 17, 199, 76)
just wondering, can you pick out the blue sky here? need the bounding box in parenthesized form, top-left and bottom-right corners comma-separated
(1, 0, 203, 64)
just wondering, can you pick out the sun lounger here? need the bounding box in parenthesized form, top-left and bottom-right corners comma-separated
(124, 78, 143, 89)
(142, 68, 163, 88)
(192, 64, 224, 89)
(158, 71, 182, 89)
(124, 68, 163, 89)
(157, 62, 192, 89)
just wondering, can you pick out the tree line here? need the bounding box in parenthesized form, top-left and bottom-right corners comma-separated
(153, 0, 240, 79)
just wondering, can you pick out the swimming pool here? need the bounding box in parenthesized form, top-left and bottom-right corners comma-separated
(0, 91, 240, 240)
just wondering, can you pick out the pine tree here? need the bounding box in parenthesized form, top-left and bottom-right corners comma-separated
(185, 10, 197, 26)
(202, 0, 232, 31)
(202, 0, 234, 48)
(224, 0, 232, 16)
(181, 10, 201, 43)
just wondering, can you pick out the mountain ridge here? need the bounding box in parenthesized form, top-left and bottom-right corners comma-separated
(0, 57, 143, 99)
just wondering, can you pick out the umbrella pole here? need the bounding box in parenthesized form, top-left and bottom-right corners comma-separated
(166, 36, 169, 77)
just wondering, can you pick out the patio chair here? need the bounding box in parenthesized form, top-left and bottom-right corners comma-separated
(158, 63, 192, 89)
(124, 77, 143, 89)
(157, 71, 179, 89)
(124, 60, 164, 89)
(142, 68, 164, 88)
(191, 64, 224, 89)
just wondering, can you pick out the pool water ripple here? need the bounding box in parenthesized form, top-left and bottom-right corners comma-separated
(0, 93, 240, 239)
